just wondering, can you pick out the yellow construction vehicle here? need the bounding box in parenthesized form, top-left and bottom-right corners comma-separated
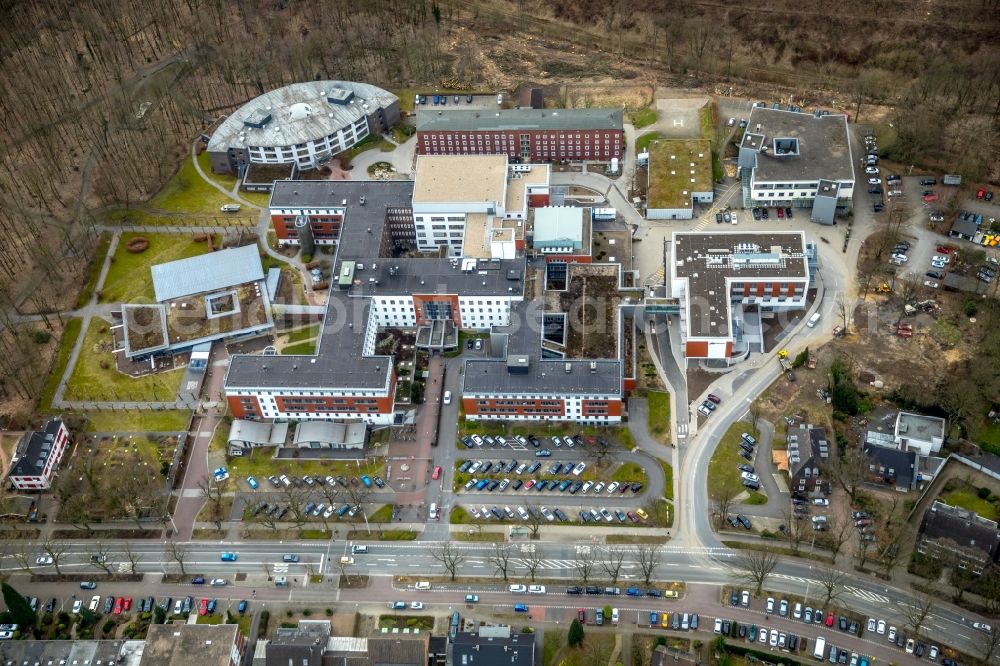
(876, 283, 892, 293)
(777, 349, 789, 359)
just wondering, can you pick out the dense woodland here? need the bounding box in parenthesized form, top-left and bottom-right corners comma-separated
(0, 0, 998, 420)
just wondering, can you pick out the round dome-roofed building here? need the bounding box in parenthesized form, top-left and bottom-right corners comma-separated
(207, 81, 400, 176)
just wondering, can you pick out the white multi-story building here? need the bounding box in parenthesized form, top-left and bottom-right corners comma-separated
(670, 231, 813, 361)
(738, 107, 855, 225)
(207, 81, 400, 176)
(411, 155, 549, 256)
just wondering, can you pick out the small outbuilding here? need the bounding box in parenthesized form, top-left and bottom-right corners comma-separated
(293, 421, 368, 450)
(227, 420, 289, 455)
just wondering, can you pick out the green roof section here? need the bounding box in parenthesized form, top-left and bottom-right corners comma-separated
(647, 139, 713, 210)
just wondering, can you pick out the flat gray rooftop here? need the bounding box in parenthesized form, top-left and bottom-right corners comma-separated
(225, 292, 392, 391)
(417, 107, 623, 133)
(463, 358, 621, 395)
(348, 257, 524, 298)
(673, 231, 809, 338)
(207, 80, 397, 153)
(744, 107, 854, 184)
(151, 244, 263, 302)
(897, 411, 946, 441)
(462, 298, 621, 396)
(270, 179, 414, 212)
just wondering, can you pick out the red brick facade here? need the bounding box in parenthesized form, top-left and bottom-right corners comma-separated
(272, 213, 344, 243)
(412, 293, 461, 326)
(418, 128, 623, 162)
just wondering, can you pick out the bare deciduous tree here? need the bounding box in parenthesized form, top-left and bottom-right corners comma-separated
(123, 541, 142, 575)
(734, 550, 778, 596)
(431, 542, 465, 581)
(198, 476, 228, 531)
(40, 539, 69, 576)
(978, 623, 1000, 664)
(573, 547, 597, 585)
(520, 546, 542, 582)
(601, 546, 627, 584)
(636, 545, 661, 586)
(86, 541, 114, 574)
(488, 543, 514, 581)
(166, 541, 190, 576)
(713, 484, 738, 529)
(816, 568, 847, 608)
(898, 592, 935, 636)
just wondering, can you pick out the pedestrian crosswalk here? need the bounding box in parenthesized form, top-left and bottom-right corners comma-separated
(645, 267, 665, 286)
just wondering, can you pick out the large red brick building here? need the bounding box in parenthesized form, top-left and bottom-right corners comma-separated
(416, 108, 624, 163)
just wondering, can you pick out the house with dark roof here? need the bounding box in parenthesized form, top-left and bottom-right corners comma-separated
(6, 419, 70, 491)
(863, 443, 917, 491)
(452, 626, 535, 666)
(917, 500, 1000, 574)
(787, 425, 830, 497)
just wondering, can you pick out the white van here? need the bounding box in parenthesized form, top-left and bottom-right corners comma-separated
(813, 636, 827, 660)
(806, 312, 821, 328)
(429, 503, 439, 520)
(611, 608, 620, 624)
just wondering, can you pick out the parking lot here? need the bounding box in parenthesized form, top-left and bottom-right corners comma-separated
(412, 92, 502, 111)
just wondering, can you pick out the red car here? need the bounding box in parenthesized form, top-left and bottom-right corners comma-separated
(776, 207, 785, 218)
(524, 480, 535, 489)
(199, 598, 209, 616)
(578, 608, 586, 622)
(123, 597, 132, 611)
(113, 597, 123, 614)
(936, 246, 953, 254)
(922, 194, 938, 202)
(825, 613, 835, 627)
(978, 188, 986, 199)
(707, 393, 722, 404)
(431, 466, 442, 480)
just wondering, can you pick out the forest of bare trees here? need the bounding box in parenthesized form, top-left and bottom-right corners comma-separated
(0, 0, 997, 421)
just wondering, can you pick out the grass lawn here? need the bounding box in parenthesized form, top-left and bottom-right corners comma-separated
(147, 155, 235, 214)
(340, 134, 395, 164)
(196, 150, 237, 189)
(977, 422, 1000, 455)
(78, 233, 112, 307)
(196, 614, 223, 625)
(618, 428, 636, 450)
(708, 423, 760, 499)
(84, 409, 191, 433)
(941, 481, 999, 521)
(369, 504, 393, 523)
(658, 457, 674, 500)
(699, 104, 715, 140)
(647, 390, 670, 443)
(210, 421, 230, 453)
(449, 506, 470, 524)
(226, 448, 383, 481)
(746, 491, 768, 505)
(631, 107, 657, 129)
(543, 630, 562, 666)
(282, 341, 317, 355)
(285, 324, 320, 343)
(611, 462, 645, 483)
(635, 132, 663, 154)
(240, 191, 271, 207)
(101, 233, 211, 303)
(39, 318, 82, 412)
(65, 319, 185, 402)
